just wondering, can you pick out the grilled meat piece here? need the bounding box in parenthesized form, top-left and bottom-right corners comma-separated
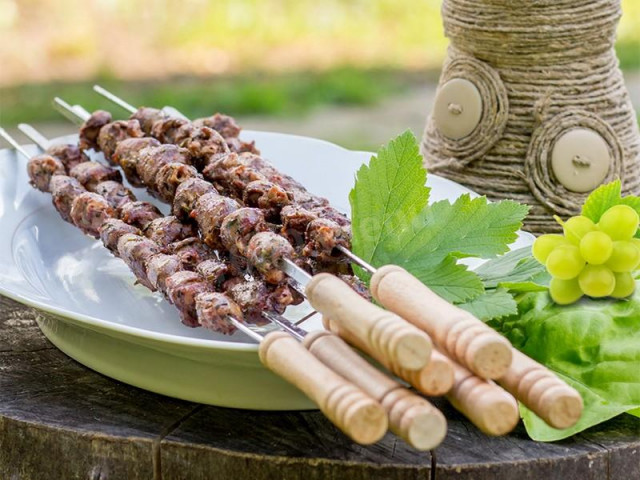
(50, 175, 85, 223)
(165, 271, 213, 327)
(117, 233, 163, 291)
(220, 208, 268, 258)
(169, 237, 216, 270)
(146, 253, 183, 292)
(243, 180, 291, 221)
(94, 180, 135, 209)
(195, 292, 242, 334)
(79, 110, 112, 151)
(172, 177, 217, 221)
(119, 201, 163, 230)
(338, 274, 371, 301)
(113, 137, 161, 187)
(225, 280, 270, 324)
(193, 113, 241, 139)
(247, 232, 295, 284)
(177, 125, 229, 169)
(27, 154, 66, 192)
(46, 144, 88, 171)
(303, 218, 351, 263)
(70, 192, 116, 238)
(195, 259, 232, 288)
(280, 205, 317, 246)
(136, 144, 191, 190)
(97, 119, 144, 164)
(143, 216, 196, 248)
(150, 117, 189, 144)
(130, 107, 169, 134)
(192, 193, 240, 250)
(69, 161, 122, 192)
(225, 137, 260, 155)
(99, 218, 141, 253)
(311, 205, 350, 228)
(154, 162, 199, 203)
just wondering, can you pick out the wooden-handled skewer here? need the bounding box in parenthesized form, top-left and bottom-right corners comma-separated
(368, 265, 513, 379)
(498, 349, 583, 429)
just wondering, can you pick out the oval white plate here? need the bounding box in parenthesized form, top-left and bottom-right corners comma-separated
(0, 131, 534, 409)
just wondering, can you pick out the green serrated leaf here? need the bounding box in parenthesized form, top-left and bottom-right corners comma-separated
(476, 247, 549, 289)
(457, 288, 518, 321)
(582, 180, 640, 225)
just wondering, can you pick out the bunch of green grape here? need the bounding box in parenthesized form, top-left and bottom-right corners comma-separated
(533, 205, 640, 305)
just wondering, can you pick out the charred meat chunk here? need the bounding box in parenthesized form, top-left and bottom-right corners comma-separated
(247, 232, 294, 284)
(243, 180, 291, 221)
(154, 162, 199, 203)
(226, 137, 260, 155)
(46, 144, 88, 171)
(130, 107, 169, 134)
(113, 137, 161, 187)
(165, 271, 213, 327)
(146, 253, 183, 292)
(143, 216, 196, 248)
(280, 205, 317, 246)
(70, 192, 116, 238)
(27, 154, 66, 192)
(311, 205, 350, 227)
(169, 237, 216, 270)
(150, 117, 189, 144)
(117, 233, 162, 290)
(226, 280, 270, 324)
(220, 208, 268, 258)
(195, 259, 232, 288)
(195, 292, 243, 335)
(172, 177, 217, 221)
(136, 144, 191, 190)
(50, 175, 85, 223)
(97, 119, 144, 164)
(79, 110, 112, 151)
(94, 180, 135, 209)
(192, 193, 240, 250)
(303, 218, 351, 262)
(99, 218, 141, 253)
(193, 113, 241, 139)
(177, 125, 230, 169)
(119, 201, 163, 230)
(69, 161, 122, 191)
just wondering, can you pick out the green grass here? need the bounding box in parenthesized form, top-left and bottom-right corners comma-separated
(0, 68, 424, 125)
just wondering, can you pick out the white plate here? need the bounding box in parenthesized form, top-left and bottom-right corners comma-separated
(0, 131, 534, 409)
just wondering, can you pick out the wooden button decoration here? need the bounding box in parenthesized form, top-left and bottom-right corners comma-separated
(551, 128, 611, 193)
(433, 78, 483, 140)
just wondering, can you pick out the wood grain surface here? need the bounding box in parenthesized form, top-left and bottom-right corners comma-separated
(1, 294, 640, 480)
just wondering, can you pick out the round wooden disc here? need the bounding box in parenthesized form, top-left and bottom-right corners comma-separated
(2, 294, 640, 480)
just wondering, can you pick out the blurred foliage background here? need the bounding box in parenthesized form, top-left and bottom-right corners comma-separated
(0, 0, 638, 149)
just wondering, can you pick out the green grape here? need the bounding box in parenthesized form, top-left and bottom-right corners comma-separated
(562, 216, 596, 245)
(549, 277, 583, 305)
(578, 265, 615, 298)
(611, 272, 636, 299)
(606, 241, 640, 272)
(533, 234, 568, 264)
(598, 205, 639, 240)
(546, 245, 585, 280)
(579, 231, 613, 265)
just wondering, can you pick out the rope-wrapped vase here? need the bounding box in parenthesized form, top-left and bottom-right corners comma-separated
(422, 0, 640, 234)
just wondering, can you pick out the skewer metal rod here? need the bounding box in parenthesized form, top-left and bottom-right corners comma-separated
(262, 313, 306, 341)
(226, 316, 263, 342)
(93, 85, 136, 114)
(336, 246, 377, 274)
(18, 124, 50, 150)
(53, 97, 88, 124)
(0, 128, 31, 159)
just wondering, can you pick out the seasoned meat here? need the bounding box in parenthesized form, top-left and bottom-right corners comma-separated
(165, 271, 212, 327)
(311, 205, 350, 227)
(169, 237, 216, 270)
(177, 125, 229, 169)
(94, 180, 135, 209)
(146, 253, 183, 292)
(70, 192, 116, 238)
(119, 201, 163, 230)
(195, 259, 232, 288)
(280, 205, 317, 246)
(154, 162, 198, 203)
(247, 232, 294, 284)
(46, 144, 88, 171)
(303, 218, 351, 262)
(243, 180, 291, 221)
(69, 161, 122, 191)
(97, 119, 144, 164)
(113, 137, 161, 187)
(338, 275, 371, 301)
(195, 292, 242, 334)
(50, 175, 85, 223)
(192, 193, 240, 250)
(130, 107, 169, 134)
(220, 208, 268, 258)
(143, 216, 196, 248)
(172, 177, 217, 221)
(99, 218, 141, 253)
(136, 144, 191, 189)
(226, 280, 270, 324)
(150, 117, 189, 144)
(202, 152, 242, 195)
(226, 137, 260, 155)
(267, 283, 296, 313)
(79, 110, 112, 151)
(226, 165, 266, 197)
(27, 154, 66, 192)
(193, 113, 241, 139)
(117, 233, 162, 290)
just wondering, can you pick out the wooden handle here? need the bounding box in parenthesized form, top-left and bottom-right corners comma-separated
(306, 273, 432, 371)
(445, 354, 520, 436)
(259, 331, 388, 445)
(370, 265, 513, 379)
(498, 349, 583, 429)
(324, 317, 454, 397)
(304, 330, 447, 450)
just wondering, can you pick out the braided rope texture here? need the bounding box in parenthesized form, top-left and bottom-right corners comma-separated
(422, 0, 640, 233)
